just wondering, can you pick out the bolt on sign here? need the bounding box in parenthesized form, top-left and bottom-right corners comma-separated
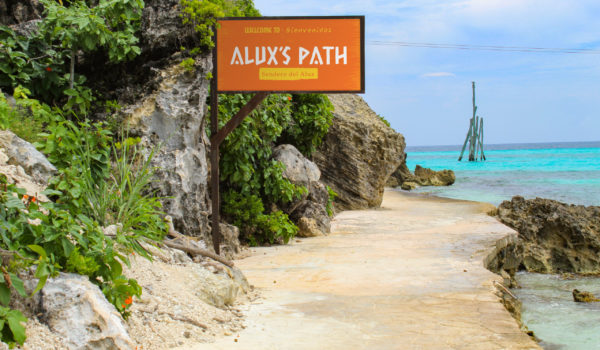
(215, 16, 365, 93)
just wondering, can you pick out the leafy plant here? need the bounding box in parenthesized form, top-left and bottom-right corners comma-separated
(180, 0, 260, 49)
(38, 0, 143, 92)
(326, 185, 337, 217)
(377, 114, 391, 127)
(222, 190, 297, 245)
(278, 94, 334, 156)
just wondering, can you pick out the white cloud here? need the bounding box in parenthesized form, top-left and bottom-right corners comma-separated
(421, 72, 456, 78)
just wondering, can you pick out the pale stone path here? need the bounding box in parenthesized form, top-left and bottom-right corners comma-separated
(186, 190, 540, 349)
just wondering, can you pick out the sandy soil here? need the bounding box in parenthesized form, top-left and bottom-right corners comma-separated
(186, 190, 541, 349)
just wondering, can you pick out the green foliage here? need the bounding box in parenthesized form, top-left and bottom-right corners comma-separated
(326, 185, 338, 217)
(0, 306, 27, 348)
(217, 93, 305, 244)
(38, 0, 143, 62)
(216, 92, 335, 245)
(0, 102, 167, 344)
(377, 114, 391, 127)
(278, 94, 334, 156)
(0, 26, 66, 101)
(0, 90, 43, 144)
(0, 0, 143, 105)
(222, 191, 297, 245)
(180, 0, 260, 49)
(180, 57, 195, 72)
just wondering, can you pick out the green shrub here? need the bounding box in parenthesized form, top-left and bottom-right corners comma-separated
(0, 103, 167, 345)
(326, 185, 338, 217)
(278, 94, 334, 156)
(216, 92, 335, 245)
(222, 190, 297, 245)
(180, 0, 260, 49)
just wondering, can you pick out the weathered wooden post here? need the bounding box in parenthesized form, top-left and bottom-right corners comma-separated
(458, 82, 486, 161)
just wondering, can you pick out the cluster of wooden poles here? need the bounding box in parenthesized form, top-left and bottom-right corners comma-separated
(458, 82, 486, 161)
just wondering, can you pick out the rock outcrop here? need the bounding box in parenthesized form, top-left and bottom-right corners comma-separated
(0, 0, 42, 25)
(572, 289, 600, 303)
(313, 94, 405, 210)
(495, 196, 600, 274)
(0, 130, 56, 184)
(33, 273, 135, 350)
(123, 58, 213, 245)
(385, 155, 412, 188)
(413, 165, 455, 186)
(272, 144, 331, 237)
(387, 163, 455, 190)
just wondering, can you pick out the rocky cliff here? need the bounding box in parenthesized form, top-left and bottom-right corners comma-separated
(491, 196, 600, 274)
(313, 94, 406, 210)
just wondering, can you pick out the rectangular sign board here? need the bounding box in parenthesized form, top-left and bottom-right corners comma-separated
(216, 16, 364, 93)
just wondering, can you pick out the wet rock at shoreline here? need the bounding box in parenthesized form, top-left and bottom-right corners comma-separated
(496, 196, 600, 274)
(314, 94, 406, 210)
(572, 289, 600, 303)
(413, 165, 455, 186)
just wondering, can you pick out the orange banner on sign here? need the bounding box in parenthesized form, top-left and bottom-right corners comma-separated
(216, 17, 364, 93)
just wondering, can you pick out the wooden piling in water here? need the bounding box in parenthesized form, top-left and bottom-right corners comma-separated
(458, 82, 486, 162)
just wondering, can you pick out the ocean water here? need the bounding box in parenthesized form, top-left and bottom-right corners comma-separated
(405, 141, 600, 206)
(405, 141, 600, 350)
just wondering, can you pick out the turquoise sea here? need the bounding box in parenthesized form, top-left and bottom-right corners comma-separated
(406, 142, 600, 349)
(405, 141, 600, 349)
(405, 141, 600, 206)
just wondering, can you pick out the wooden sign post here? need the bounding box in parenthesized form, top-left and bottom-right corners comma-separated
(210, 16, 364, 254)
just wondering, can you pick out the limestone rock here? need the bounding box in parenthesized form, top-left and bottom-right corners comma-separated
(0, 0, 42, 25)
(272, 144, 331, 235)
(34, 273, 134, 350)
(219, 223, 241, 259)
(140, 0, 194, 58)
(0, 130, 56, 184)
(297, 217, 323, 237)
(400, 181, 419, 191)
(272, 144, 320, 186)
(123, 58, 212, 245)
(314, 94, 406, 210)
(386, 153, 413, 187)
(413, 165, 455, 186)
(193, 265, 249, 309)
(497, 196, 600, 274)
(572, 289, 600, 303)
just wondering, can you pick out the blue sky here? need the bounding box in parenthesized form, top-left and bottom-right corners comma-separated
(253, 0, 600, 146)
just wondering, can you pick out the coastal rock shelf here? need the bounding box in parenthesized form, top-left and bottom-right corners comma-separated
(494, 196, 600, 274)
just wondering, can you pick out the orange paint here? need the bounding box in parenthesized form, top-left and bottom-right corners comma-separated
(216, 17, 364, 92)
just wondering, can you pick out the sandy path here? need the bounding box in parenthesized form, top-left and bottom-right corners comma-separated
(184, 190, 540, 349)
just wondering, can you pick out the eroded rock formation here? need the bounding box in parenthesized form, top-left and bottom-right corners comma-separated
(33, 273, 135, 350)
(313, 94, 406, 210)
(273, 144, 331, 237)
(123, 59, 213, 245)
(387, 163, 455, 190)
(493, 196, 600, 274)
(0, 130, 56, 184)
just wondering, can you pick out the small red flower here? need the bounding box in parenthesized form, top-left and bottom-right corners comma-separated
(287, 96, 292, 101)
(125, 296, 133, 305)
(45, 67, 52, 72)
(22, 195, 29, 201)
(30, 196, 36, 203)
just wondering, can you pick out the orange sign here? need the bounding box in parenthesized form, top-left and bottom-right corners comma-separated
(216, 16, 364, 93)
